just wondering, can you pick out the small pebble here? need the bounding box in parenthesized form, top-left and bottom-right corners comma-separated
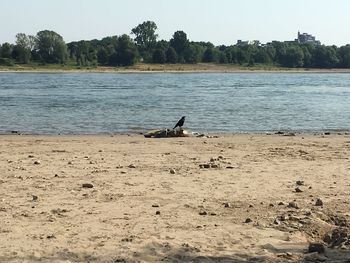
(33, 160, 41, 165)
(308, 242, 325, 253)
(152, 204, 159, 208)
(280, 214, 289, 221)
(82, 183, 94, 188)
(296, 180, 304, 186)
(295, 187, 303, 193)
(155, 211, 161, 215)
(245, 218, 252, 223)
(274, 218, 281, 225)
(199, 211, 207, 216)
(128, 164, 136, 168)
(169, 169, 176, 174)
(223, 202, 230, 208)
(315, 198, 323, 206)
(288, 201, 299, 209)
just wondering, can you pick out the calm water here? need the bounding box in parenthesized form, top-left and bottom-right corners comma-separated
(0, 72, 349, 134)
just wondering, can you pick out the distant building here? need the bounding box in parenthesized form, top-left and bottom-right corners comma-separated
(296, 31, 321, 45)
(251, 40, 261, 46)
(236, 40, 249, 46)
(236, 40, 261, 46)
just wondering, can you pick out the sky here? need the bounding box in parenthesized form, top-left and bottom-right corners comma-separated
(1, 0, 350, 46)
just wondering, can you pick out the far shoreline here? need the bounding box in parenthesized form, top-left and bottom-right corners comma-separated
(1, 63, 350, 73)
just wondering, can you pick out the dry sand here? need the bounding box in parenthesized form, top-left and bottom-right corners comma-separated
(0, 134, 349, 263)
(3, 63, 350, 73)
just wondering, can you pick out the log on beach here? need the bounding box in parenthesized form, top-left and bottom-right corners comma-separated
(144, 128, 191, 138)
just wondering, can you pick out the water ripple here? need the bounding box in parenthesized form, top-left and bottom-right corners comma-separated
(0, 72, 350, 134)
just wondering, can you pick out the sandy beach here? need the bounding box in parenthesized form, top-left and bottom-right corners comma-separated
(2, 63, 350, 73)
(0, 134, 349, 262)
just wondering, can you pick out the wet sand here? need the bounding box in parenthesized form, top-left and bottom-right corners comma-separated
(0, 134, 349, 262)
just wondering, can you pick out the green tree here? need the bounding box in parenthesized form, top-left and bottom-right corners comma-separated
(131, 21, 158, 49)
(253, 48, 271, 64)
(74, 41, 97, 66)
(279, 45, 304, 67)
(300, 44, 313, 67)
(96, 36, 118, 65)
(203, 47, 219, 62)
(225, 46, 239, 63)
(97, 47, 109, 65)
(338, 45, 350, 68)
(270, 41, 288, 65)
(183, 43, 203, 64)
(236, 48, 250, 64)
(224, 49, 232, 63)
(152, 48, 166, 63)
(166, 47, 178, 63)
(131, 21, 158, 61)
(311, 45, 339, 68)
(36, 30, 68, 63)
(265, 45, 276, 63)
(170, 31, 189, 61)
(0, 42, 13, 58)
(219, 51, 228, 63)
(13, 33, 32, 63)
(109, 35, 138, 66)
(155, 40, 169, 50)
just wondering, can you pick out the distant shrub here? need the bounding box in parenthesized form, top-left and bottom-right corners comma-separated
(0, 58, 15, 66)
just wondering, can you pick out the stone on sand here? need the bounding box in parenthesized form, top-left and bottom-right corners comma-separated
(82, 183, 94, 188)
(315, 198, 323, 206)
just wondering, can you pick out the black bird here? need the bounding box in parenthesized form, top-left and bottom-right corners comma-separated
(173, 116, 186, 129)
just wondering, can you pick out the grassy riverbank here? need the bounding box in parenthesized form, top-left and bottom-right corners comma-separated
(2, 63, 350, 73)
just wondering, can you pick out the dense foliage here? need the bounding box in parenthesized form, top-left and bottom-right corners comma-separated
(1, 21, 350, 68)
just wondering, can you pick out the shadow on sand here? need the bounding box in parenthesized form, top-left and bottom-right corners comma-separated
(0, 245, 349, 263)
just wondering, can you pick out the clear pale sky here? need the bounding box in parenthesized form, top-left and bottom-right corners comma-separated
(1, 0, 349, 46)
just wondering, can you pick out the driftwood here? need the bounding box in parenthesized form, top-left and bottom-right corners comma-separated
(144, 128, 190, 138)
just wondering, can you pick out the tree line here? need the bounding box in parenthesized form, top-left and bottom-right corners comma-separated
(1, 21, 350, 68)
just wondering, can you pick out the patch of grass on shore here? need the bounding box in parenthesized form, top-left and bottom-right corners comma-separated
(1, 62, 349, 73)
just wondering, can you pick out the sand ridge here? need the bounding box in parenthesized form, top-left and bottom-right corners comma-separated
(0, 134, 349, 262)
